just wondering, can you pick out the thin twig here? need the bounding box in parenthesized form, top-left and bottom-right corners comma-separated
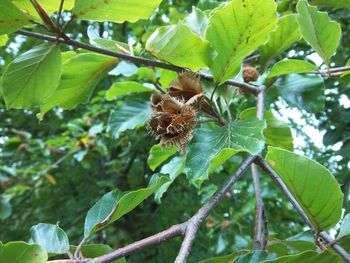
(251, 89, 266, 250)
(251, 163, 264, 250)
(57, 0, 65, 28)
(175, 155, 256, 263)
(88, 223, 187, 263)
(255, 157, 350, 263)
(16, 30, 260, 95)
(262, 209, 269, 250)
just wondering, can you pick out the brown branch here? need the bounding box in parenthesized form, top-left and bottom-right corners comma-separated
(175, 155, 256, 262)
(15, 29, 260, 95)
(251, 89, 267, 250)
(255, 157, 350, 263)
(88, 223, 187, 263)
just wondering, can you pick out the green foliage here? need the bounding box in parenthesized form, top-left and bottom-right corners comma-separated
(147, 144, 177, 171)
(1, 0, 350, 262)
(297, 0, 341, 63)
(259, 15, 301, 69)
(186, 120, 266, 186)
(73, 0, 163, 23)
(0, 0, 31, 35)
(106, 81, 154, 100)
(0, 242, 47, 263)
(39, 53, 118, 118)
(239, 108, 293, 150)
(206, 0, 278, 83)
(146, 22, 214, 71)
(1, 43, 61, 109)
(107, 98, 151, 139)
(273, 74, 325, 113)
(84, 176, 169, 237)
(266, 146, 343, 231)
(267, 60, 318, 79)
(30, 223, 69, 254)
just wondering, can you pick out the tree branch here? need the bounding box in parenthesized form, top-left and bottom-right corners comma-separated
(175, 155, 257, 262)
(255, 157, 350, 263)
(88, 223, 187, 263)
(16, 29, 260, 95)
(251, 89, 267, 250)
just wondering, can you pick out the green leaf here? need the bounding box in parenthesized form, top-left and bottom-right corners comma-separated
(30, 223, 69, 254)
(259, 15, 301, 69)
(267, 60, 318, 79)
(1, 43, 62, 109)
(13, 0, 74, 21)
(233, 251, 272, 263)
(146, 22, 214, 71)
(261, 250, 342, 263)
(184, 7, 208, 38)
(107, 98, 151, 139)
(87, 26, 130, 53)
(0, 241, 47, 263)
(147, 144, 177, 171)
(200, 251, 247, 263)
(106, 81, 154, 101)
(296, 0, 341, 63)
(268, 239, 317, 257)
(75, 244, 126, 263)
(0, 35, 8, 47)
(205, 0, 278, 84)
(0, 0, 31, 35)
(266, 146, 343, 231)
(39, 53, 118, 119)
(239, 107, 293, 150)
(186, 119, 266, 187)
(152, 156, 186, 203)
(84, 176, 169, 237)
(338, 213, 350, 238)
(273, 74, 325, 113)
(310, 0, 350, 9)
(73, 0, 162, 23)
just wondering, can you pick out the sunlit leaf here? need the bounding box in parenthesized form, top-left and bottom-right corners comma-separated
(267, 60, 318, 79)
(1, 43, 61, 109)
(205, 0, 278, 84)
(147, 144, 177, 171)
(146, 22, 214, 71)
(84, 176, 169, 237)
(259, 15, 301, 69)
(39, 53, 118, 119)
(266, 146, 343, 231)
(0, 35, 8, 46)
(184, 7, 208, 38)
(106, 81, 154, 101)
(30, 223, 69, 254)
(297, 0, 341, 63)
(73, 0, 162, 23)
(0, 0, 31, 35)
(0, 241, 47, 263)
(310, 0, 350, 9)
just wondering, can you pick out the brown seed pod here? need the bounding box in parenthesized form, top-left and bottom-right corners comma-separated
(168, 72, 203, 102)
(149, 93, 198, 154)
(243, 66, 259, 83)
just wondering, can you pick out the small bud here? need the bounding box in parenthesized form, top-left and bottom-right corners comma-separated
(243, 66, 259, 83)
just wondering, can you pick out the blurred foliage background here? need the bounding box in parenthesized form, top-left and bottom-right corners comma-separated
(0, 0, 349, 262)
